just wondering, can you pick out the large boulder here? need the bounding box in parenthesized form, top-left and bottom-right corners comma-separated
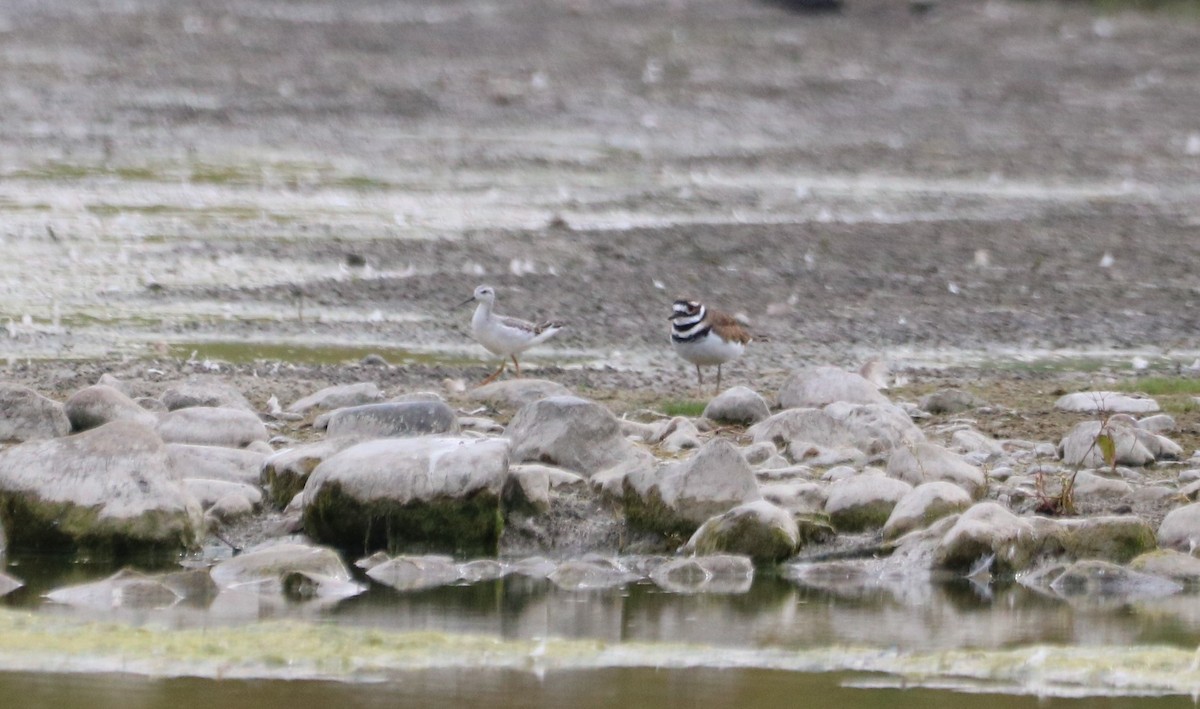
(469, 379, 573, 411)
(703, 387, 771, 425)
(882, 481, 972, 540)
(508, 396, 650, 476)
(324, 401, 459, 438)
(0, 420, 202, 556)
(823, 473, 913, 532)
(682, 500, 799, 564)
(155, 407, 269, 448)
(622, 438, 762, 536)
(0, 384, 70, 442)
(303, 437, 509, 556)
(778, 366, 889, 409)
(288, 383, 384, 414)
(1157, 502, 1200, 554)
(64, 384, 158, 432)
(161, 377, 255, 412)
(886, 442, 986, 498)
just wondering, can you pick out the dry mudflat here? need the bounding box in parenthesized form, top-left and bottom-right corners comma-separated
(0, 0, 1199, 465)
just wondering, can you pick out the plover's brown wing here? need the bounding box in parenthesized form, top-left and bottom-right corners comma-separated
(708, 309, 752, 344)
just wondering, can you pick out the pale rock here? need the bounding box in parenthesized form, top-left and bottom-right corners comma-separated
(324, 401, 460, 438)
(919, 388, 986, 415)
(458, 558, 508, 583)
(778, 366, 888, 409)
(0, 384, 70, 442)
(287, 382, 384, 413)
(64, 384, 158, 432)
(458, 416, 505, 434)
(0, 571, 21, 597)
(1157, 503, 1200, 554)
(1138, 414, 1176, 434)
(748, 403, 922, 459)
(209, 492, 255, 523)
(760, 481, 827, 515)
(1054, 391, 1159, 414)
(468, 378, 573, 411)
(824, 474, 913, 532)
(1048, 560, 1182, 601)
(654, 416, 703, 453)
(45, 568, 216, 610)
(182, 478, 262, 510)
(167, 444, 264, 485)
(156, 406, 269, 448)
(1069, 471, 1134, 502)
(887, 442, 986, 498)
(623, 438, 762, 536)
(366, 555, 461, 591)
(740, 441, 778, 465)
(951, 428, 1004, 457)
(882, 481, 972, 539)
(162, 376, 255, 412)
(1130, 549, 1200, 584)
(1058, 420, 1155, 467)
(508, 396, 651, 477)
(548, 559, 639, 591)
(821, 465, 859, 482)
(649, 554, 754, 594)
(210, 542, 364, 601)
(703, 386, 770, 425)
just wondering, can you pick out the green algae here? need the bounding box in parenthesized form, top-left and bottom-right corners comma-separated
(0, 608, 1199, 697)
(166, 341, 479, 367)
(0, 493, 199, 562)
(303, 483, 503, 557)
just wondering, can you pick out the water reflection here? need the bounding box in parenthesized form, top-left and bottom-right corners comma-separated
(7, 553, 1200, 653)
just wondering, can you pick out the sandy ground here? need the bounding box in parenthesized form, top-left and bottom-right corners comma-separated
(0, 0, 1199, 418)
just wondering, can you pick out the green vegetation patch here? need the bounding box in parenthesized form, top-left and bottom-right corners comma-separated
(659, 399, 707, 418)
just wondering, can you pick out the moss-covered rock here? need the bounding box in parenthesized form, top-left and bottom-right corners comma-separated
(683, 500, 800, 564)
(0, 420, 202, 560)
(302, 437, 508, 556)
(261, 438, 362, 508)
(824, 474, 912, 533)
(1053, 515, 1157, 564)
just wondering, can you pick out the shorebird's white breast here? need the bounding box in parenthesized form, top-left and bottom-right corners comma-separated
(472, 304, 545, 356)
(672, 332, 744, 366)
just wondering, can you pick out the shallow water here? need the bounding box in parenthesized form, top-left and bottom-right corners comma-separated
(1, 667, 1191, 709)
(4, 554, 1200, 703)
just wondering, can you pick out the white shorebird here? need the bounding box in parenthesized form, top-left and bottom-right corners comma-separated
(460, 285, 565, 385)
(669, 299, 752, 395)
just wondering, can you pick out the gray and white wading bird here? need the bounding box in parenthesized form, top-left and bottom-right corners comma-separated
(669, 299, 752, 395)
(460, 285, 565, 385)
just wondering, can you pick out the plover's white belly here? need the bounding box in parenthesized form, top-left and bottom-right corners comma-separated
(673, 334, 744, 366)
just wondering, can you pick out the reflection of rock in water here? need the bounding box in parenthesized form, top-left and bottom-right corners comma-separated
(760, 0, 843, 13)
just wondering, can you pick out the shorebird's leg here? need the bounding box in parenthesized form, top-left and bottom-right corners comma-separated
(715, 365, 722, 396)
(512, 355, 522, 377)
(695, 364, 704, 398)
(480, 360, 507, 385)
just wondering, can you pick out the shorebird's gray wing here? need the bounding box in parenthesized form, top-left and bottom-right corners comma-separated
(494, 314, 564, 335)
